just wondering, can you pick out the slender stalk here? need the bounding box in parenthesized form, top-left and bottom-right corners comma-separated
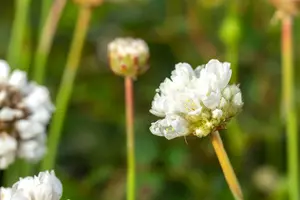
(33, 0, 67, 84)
(7, 0, 31, 70)
(125, 77, 135, 200)
(211, 131, 243, 200)
(281, 16, 299, 200)
(39, 0, 53, 36)
(41, 5, 92, 170)
(225, 44, 244, 158)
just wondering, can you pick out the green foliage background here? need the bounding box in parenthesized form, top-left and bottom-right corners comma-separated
(0, 0, 299, 199)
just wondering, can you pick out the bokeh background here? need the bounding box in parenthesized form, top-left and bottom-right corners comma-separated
(0, 0, 298, 199)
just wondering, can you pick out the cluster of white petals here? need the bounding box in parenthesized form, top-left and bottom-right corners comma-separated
(0, 60, 54, 169)
(108, 38, 149, 57)
(150, 59, 243, 139)
(0, 171, 63, 200)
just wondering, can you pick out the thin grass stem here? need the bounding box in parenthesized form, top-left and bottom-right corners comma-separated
(33, 0, 67, 84)
(41, 5, 92, 170)
(281, 16, 299, 200)
(7, 0, 31, 70)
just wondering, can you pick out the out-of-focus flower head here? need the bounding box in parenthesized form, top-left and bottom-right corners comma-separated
(108, 37, 149, 79)
(1, 170, 63, 200)
(252, 166, 281, 194)
(0, 60, 54, 169)
(149, 59, 243, 140)
(269, 0, 300, 23)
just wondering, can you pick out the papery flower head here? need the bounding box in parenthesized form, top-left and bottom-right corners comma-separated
(108, 37, 149, 78)
(0, 60, 54, 169)
(149, 59, 243, 139)
(4, 170, 63, 200)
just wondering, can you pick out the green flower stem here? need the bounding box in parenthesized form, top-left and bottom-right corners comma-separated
(226, 45, 244, 157)
(125, 77, 135, 200)
(39, 0, 53, 35)
(211, 131, 243, 200)
(7, 0, 31, 70)
(33, 0, 67, 84)
(281, 16, 299, 200)
(220, 0, 244, 159)
(41, 5, 92, 170)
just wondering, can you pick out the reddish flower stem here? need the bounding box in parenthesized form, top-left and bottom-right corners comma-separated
(125, 77, 135, 200)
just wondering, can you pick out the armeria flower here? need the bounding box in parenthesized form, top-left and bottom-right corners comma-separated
(108, 37, 149, 78)
(0, 60, 54, 169)
(1, 170, 63, 200)
(149, 59, 243, 139)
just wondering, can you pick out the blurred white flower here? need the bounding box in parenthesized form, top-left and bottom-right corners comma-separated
(0, 59, 54, 169)
(5, 171, 63, 200)
(150, 59, 243, 139)
(0, 187, 12, 200)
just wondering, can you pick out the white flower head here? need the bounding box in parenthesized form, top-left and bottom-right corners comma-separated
(149, 59, 243, 139)
(108, 37, 149, 78)
(0, 60, 54, 169)
(9, 170, 63, 200)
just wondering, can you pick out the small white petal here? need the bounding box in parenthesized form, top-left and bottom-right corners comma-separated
(0, 60, 10, 82)
(0, 133, 17, 155)
(0, 134, 17, 169)
(202, 91, 221, 109)
(0, 151, 16, 170)
(9, 70, 27, 89)
(233, 92, 243, 107)
(0, 91, 7, 105)
(15, 120, 45, 140)
(18, 138, 46, 162)
(230, 84, 240, 96)
(212, 109, 223, 119)
(205, 59, 232, 90)
(194, 65, 204, 78)
(29, 108, 51, 125)
(187, 107, 202, 116)
(24, 86, 52, 111)
(150, 115, 189, 140)
(219, 97, 228, 108)
(222, 86, 232, 100)
(0, 107, 15, 121)
(149, 93, 166, 117)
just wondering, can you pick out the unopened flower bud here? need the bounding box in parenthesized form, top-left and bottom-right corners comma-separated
(219, 16, 241, 46)
(269, 0, 299, 17)
(108, 37, 149, 79)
